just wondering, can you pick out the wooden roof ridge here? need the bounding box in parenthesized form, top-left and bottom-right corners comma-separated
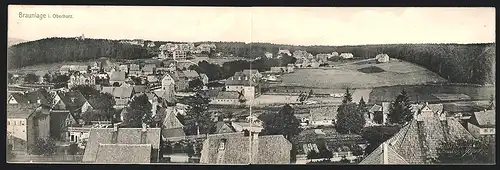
(416, 120, 429, 163)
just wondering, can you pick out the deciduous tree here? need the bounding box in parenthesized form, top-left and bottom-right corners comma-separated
(335, 103, 365, 134)
(24, 73, 39, 84)
(259, 104, 301, 161)
(259, 104, 301, 141)
(183, 94, 214, 135)
(124, 94, 152, 128)
(32, 138, 57, 156)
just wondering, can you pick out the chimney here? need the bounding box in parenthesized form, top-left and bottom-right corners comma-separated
(142, 123, 147, 132)
(383, 142, 389, 164)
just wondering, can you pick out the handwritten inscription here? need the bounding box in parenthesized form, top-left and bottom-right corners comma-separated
(18, 12, 73, 20)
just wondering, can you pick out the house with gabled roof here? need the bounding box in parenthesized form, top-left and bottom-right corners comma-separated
(49, 110, 77, 141)
(376, 54, 390, 63)
(82, 126, 162, 163)
(215, 121, 237, 134)
(369, 104, 384, 124)
(101, 86, 135, 109)
(225, 72, 260, 100)
(160, 107, 186, 138)
(340, 53, 354, 59)
(109, 71, 126, 86)
(359, 103, 474, 164)
(51, 90, 90, 119)
(278, 48, 292, 57)
(467, 109, 495, 139)
(7, 89, 52, 106)
(199, 132, 292, 164)
(153, 89, 175, 104)
(142, 64, 156, 76)
(181, 70, 200, 81)
(101, 87, 135, 99)
(242, 69, 262, 79)
(7, 104, 51, 153)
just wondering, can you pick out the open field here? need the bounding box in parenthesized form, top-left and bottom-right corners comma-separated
(7, 60, 97, 74)
(277, 60, 447, 89)
(369, 85, 495, 104)
(251, 94, 301, 106)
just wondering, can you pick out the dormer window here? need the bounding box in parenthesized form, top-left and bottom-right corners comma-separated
(219, 139, 227, 150)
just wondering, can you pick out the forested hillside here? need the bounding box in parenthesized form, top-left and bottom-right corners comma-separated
(7, 38, 150, 68)
(201, 42, 496, 85)
(8, 37, 495, 85)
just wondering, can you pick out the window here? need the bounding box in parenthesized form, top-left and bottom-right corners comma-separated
(219, 139, 226, 150)
(70, 135, 75, 142)
(14, 121, 17, 126)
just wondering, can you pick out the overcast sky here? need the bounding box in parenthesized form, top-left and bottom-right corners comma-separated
(8, 6, 495, 46)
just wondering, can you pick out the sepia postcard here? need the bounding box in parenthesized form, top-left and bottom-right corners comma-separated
(6, 5, 496, 165)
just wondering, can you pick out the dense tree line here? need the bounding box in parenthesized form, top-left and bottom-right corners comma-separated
(9, 38, 495, 84)
(8, 38, 150, 68)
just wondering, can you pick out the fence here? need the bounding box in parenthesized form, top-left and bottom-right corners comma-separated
(9, 154, 83, 163)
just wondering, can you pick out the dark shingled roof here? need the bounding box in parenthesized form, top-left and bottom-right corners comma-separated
(369, 104, 383, 112)
(133, 85, 147, 93)
(181, 70, 200, 79)
(94, 144, 152, 164)
(200, 133, 292, 164)
(8, 89, 51, 106)
(57, 91, 88, 110)
(7, 104, 40, 119)
(360, 114, 474, 164)
(83, 128, 161, 163)
(225, 72, 258, 86)
(215, 121, 237, 134)
(162, 108, 184, 129)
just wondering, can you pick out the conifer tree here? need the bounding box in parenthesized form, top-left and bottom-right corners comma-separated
(388, 89, 413, 124)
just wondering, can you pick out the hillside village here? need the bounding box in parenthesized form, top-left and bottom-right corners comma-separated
(6, 39, 496, 165)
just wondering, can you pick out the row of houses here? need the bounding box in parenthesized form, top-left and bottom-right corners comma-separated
(158, 43, 216, 60)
